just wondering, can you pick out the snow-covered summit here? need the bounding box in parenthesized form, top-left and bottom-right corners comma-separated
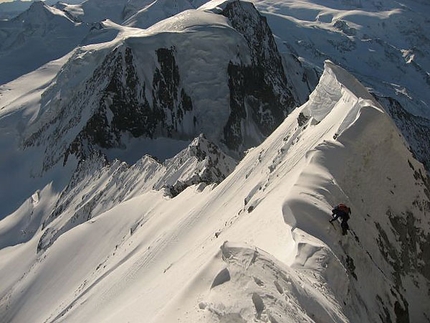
(17, 0, 297, 177)
(13, 1, 73, 26)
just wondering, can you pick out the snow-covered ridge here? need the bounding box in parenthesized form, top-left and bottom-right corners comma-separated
(18, 0, 297, 175)
(1, 56, 429, 323)
(36, 133, 236, 252)
(302, 60, 383, 136)
(13, 1, 74, 25)
(282, 62, 430, 323)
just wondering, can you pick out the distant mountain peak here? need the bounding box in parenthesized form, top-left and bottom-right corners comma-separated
(21, 1, 298, 174)
(13, 0, 74, 25)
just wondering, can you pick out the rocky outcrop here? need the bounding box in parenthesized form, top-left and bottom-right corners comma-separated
(221, 0, 295, 152)
(159, 134, 237, 197)
(24, 0, 298, 173)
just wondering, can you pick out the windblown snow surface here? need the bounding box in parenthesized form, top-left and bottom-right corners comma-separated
(1, 59, 429, 322)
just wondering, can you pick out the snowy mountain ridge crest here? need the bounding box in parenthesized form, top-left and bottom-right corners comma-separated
(1, 45, 429, 323)
(36, 133, 236, 252)
(15, 58, 428, 323)
(303, 60, 385, 133)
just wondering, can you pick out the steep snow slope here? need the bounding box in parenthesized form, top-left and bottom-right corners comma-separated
(0, 52, 79, 219)
(1, 61, 428, 323)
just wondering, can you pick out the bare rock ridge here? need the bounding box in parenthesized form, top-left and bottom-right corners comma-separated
(64, 46, 194, 165)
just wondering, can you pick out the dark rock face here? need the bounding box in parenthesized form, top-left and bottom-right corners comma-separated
(65, 46, 194, 163)
(83, 47, 153, 147)
(375, 95, 430, 172)
(221, 0, 296, 152)
(163, 134, 237, 197)
(152, 47, 194, 137)
(25, 0, 299, 173)
(372, 161, 430, 323)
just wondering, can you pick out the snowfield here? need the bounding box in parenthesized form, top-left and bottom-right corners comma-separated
(1, 60, 429, 322)
(0, 0, 430, 322)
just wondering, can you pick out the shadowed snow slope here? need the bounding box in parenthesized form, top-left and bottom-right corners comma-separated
(1, 60, 429, 323)
(0, 1, 91, 84)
